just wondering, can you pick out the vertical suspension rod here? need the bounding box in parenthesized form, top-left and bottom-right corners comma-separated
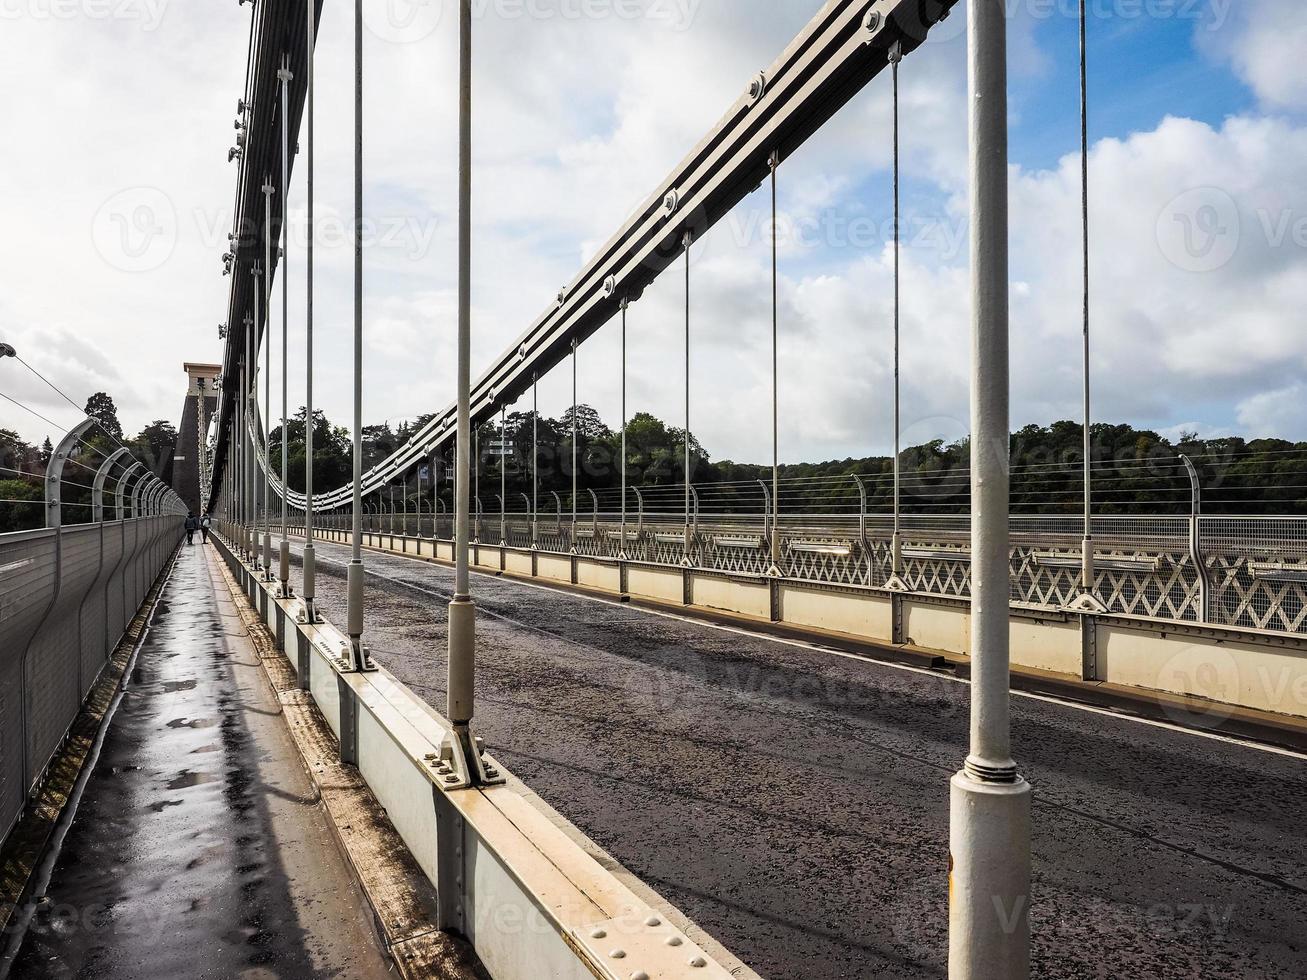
(278, 56, 293, 595)
(346, 0, 367, 668)
(1079, 0, 1094, 593)
(303, 0, 318, 619)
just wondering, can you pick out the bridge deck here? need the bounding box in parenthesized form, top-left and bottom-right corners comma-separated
(289, 536, 1307, 980)
(8, 544, 393, 979)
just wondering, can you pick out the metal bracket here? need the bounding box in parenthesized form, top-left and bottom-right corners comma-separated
(1066, 592, 1108, 615)
(336, 638, 379, 674)
(424, 728, 506, 792)
(883, 574, 910, 593)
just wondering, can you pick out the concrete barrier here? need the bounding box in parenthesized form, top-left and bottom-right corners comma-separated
(213, 530, 744, 980)
(1099, 619, 1307, 718)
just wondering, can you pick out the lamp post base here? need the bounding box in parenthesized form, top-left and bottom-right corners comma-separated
(949, 769, 1031, 980)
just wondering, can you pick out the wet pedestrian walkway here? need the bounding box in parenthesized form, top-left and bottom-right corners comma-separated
(7, 542, 393, 979)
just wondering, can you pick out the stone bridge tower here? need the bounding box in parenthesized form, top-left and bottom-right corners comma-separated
(175, 362, 221, 514)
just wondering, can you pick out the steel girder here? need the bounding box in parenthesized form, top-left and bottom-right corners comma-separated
(209, 0, 324, 510)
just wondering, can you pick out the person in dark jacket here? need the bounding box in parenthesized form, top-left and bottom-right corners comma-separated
(185, 512, 198, 545)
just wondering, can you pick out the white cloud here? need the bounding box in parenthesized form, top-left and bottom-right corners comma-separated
(1203, 0, 1307, 110)
(1010, 115, 1307, 415)
(1237, 384, 1307, 440)
(0, 6, 246, 444)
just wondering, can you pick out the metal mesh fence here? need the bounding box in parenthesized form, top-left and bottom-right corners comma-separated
(0, 516, 181, 845)
(1202, 517, 1307, 632)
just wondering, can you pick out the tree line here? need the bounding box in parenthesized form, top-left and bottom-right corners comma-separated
(267, 409, 1307, 517)
(6, 392, 1305, 535)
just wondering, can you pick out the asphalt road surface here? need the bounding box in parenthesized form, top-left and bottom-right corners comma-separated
(291, 537, 1307, 979)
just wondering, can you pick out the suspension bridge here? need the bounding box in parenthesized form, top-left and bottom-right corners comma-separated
(3, 2, 1306, 979)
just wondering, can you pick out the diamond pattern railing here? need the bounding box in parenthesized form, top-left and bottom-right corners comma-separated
(321, 508, 1307, 637)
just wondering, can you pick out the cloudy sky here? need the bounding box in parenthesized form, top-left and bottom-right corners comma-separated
(2, 0, 1305, 468)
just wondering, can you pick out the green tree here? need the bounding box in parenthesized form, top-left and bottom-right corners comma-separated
(268, 408, 353, 494)
(244, 406, 1307, 518)
(133, 420, 178, 483)
(0, 428, 38, 473)
(613, 412, 710, 487)
(362, 423, 398, 469)
(0, 478, 42, 533)
(84, 391, 123, 441)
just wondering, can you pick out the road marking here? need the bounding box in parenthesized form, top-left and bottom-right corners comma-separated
(299, 538, 1307, 762)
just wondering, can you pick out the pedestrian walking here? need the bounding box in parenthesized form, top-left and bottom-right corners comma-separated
(200, 513, 212, 544)
(185, 512, 198, 545)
